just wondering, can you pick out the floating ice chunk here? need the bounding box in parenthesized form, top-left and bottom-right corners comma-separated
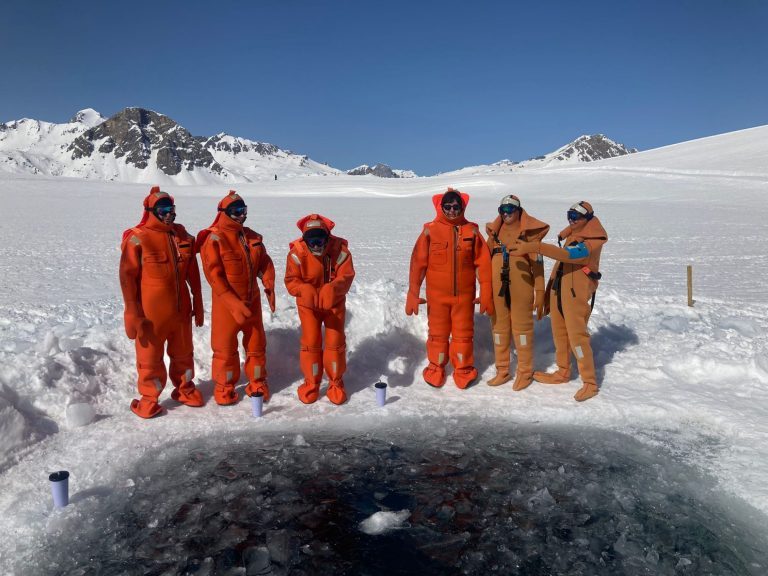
(292, 434, 308, 447)
(359, 509, 410, 535)
(527, 487, 555, 510)
(66, 402, 95, 428)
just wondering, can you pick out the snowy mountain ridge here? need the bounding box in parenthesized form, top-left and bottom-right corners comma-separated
(347, 163, 416, 178)
(445, 134, 636, 176)
(0, 107, 341, 184)
(1, 108, 643, 184)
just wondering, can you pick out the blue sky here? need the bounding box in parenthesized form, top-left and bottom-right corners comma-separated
(2, 0, 766, 175)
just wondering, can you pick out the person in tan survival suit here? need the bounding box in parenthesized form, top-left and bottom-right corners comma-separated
(484, 195, 550, 390)
(508, 201, 607, 401)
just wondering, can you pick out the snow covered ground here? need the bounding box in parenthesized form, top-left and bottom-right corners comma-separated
(1, 125, 767, 571)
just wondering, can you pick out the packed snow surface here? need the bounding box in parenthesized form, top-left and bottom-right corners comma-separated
(0, 124, 767, 571)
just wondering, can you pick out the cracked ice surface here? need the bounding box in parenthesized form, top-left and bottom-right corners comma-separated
(19, 424, 768, 575)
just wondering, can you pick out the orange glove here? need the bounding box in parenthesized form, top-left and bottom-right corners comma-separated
(478, 282, 494, 316)
(220, 291, 252, 325)
(297, 284, 317, 309)
(318, 284, 336, 311)
(263, 285, 276, 313)
(193, 294, 204, 327)
(405, 292, 426, 316)
(123, 301, 150, 344)
(534, 289, 546, 320)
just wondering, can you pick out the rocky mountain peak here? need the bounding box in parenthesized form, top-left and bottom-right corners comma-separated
(551, 134, 636, 163)
(347, 163, 400, 178)
(68, 107, 224, 176)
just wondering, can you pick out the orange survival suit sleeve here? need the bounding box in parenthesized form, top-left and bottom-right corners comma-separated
(119, 234, 143, 315)
(408, 229, 429, 297)
(200, 236, 238, 297)
(326, 246, 355, 303)
(119, 232, 150, 339)
(284, 250, 305, 297)
(259, 251, 277, 313)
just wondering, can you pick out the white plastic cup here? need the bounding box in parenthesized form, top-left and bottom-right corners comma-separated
(251, 392, 264, 418)
(49, 470, 69, 508)
(375, 381, 387, 407)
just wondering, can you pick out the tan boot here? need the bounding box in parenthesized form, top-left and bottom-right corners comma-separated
(512, 372, 534, 391)
(574, 383, 598, 402)
(487, 372, 511, 386)
(572, 337, 598, 402)
(533, 368, 571, 384)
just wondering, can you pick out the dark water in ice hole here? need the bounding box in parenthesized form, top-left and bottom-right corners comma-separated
(38, 424, 768, 576)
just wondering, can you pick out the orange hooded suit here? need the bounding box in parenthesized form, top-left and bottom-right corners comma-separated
(485, 199, 550, 390)
(196, 192, 276, 405)
(119, 186, 205, 418)
(406, 189, 494, 388)
(284, 214, 355, 405)
(509, 201, 608, 401)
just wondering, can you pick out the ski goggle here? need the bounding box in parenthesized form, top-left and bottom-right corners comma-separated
(227, 205, 248, 217)
(442, 203, 462, 213)
(567, 202, 592, 222)
(567, 209, 585, 222)
(154, 204, 176, 217)
(304, 231, 328, 248)
(498, 204, 519, 216)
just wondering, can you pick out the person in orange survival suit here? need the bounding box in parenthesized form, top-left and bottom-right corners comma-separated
(485, 195, 550, 390)
(196, 192, 276, 406)
(119, 186, 205, 418)
(284, 214, 355, 405)
(405, 188, 494, 388)
(508, 201, 608, 401)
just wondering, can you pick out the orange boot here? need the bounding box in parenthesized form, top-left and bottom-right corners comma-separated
(423, 335, 449, 387)
(132, 360, 166, 418)
(298, 347, 323, 404)
(213, 351, 240, 405)
(324, 344, 347, 404)
(130, 396, 163, 418)
(244, 351, 270, 402)
(327, 380, 347, 405)
(451, 337, 477, 389)
(171, 375, 204, 407)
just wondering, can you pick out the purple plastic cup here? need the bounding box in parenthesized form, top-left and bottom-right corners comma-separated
(49, 470, 69, 508)
(375, 381, 387, 407)
(251, 392, 264, 418)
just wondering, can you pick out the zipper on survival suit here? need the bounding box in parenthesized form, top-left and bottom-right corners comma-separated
(239, 231, 254, 304)
(168, 231, 181, 312)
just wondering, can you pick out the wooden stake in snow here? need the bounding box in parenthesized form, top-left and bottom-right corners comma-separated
(687, 265, 694, 307)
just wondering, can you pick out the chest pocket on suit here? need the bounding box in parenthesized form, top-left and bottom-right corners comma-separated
(221, 250, 243, 276)
(460, 237, 475, 263)
(143, 252, 169, 279)
(430, 241, 448, 266)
